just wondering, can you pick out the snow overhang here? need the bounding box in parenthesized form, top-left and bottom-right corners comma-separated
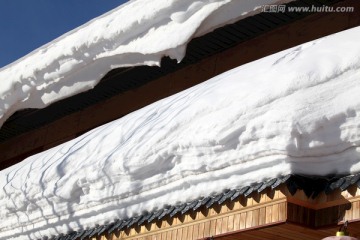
(0, 0, 295, 131)
(1, 0, 347, 145)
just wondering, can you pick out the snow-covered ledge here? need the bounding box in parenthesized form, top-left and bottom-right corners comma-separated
(1, 25, 360, 240)
(0, 0, 287, 129)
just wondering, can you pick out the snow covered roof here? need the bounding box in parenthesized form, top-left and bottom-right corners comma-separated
(1, 0, 317, 147)
(0, 0, 289, 130)
(1, 24, 360, 239)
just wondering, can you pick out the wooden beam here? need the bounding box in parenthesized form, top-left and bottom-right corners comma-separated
(214, 221, 360, 240)
(285, 185, 360, 210)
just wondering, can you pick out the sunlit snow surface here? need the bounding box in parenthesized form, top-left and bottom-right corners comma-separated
(1, 26, 360, 239)
(0, 0, 281, 129)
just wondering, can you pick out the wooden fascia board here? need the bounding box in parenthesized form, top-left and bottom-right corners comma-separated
(103, 187, 360, 239)
(108, 191, 287, 239)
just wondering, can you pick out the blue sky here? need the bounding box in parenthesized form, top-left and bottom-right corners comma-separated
(0, 0, 127, 68)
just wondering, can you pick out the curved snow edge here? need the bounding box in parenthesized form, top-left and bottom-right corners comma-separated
(0, 0, 286, 129)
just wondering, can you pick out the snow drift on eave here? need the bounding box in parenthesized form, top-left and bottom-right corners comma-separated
(1, 26, 360, 240)
(0, 0, 287, 129)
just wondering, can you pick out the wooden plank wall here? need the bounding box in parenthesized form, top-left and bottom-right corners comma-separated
(88, 185, 360, 240)
(211, 185, 360, 240)
(222, 222, 360, 240)
(92, 190, 287, 240)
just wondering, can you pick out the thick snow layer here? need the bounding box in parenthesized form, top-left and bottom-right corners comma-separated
(0, 0, 283, 129)
(1, 25, 360, 239)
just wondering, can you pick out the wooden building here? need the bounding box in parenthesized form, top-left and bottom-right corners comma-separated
(61, 175, 360, 240)
(1, 0, 360, 239)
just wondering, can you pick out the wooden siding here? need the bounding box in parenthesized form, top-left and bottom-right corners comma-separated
(94, 190, 287, 240)
(85, 185, 360, 240)
(216, 222, 360, 240)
